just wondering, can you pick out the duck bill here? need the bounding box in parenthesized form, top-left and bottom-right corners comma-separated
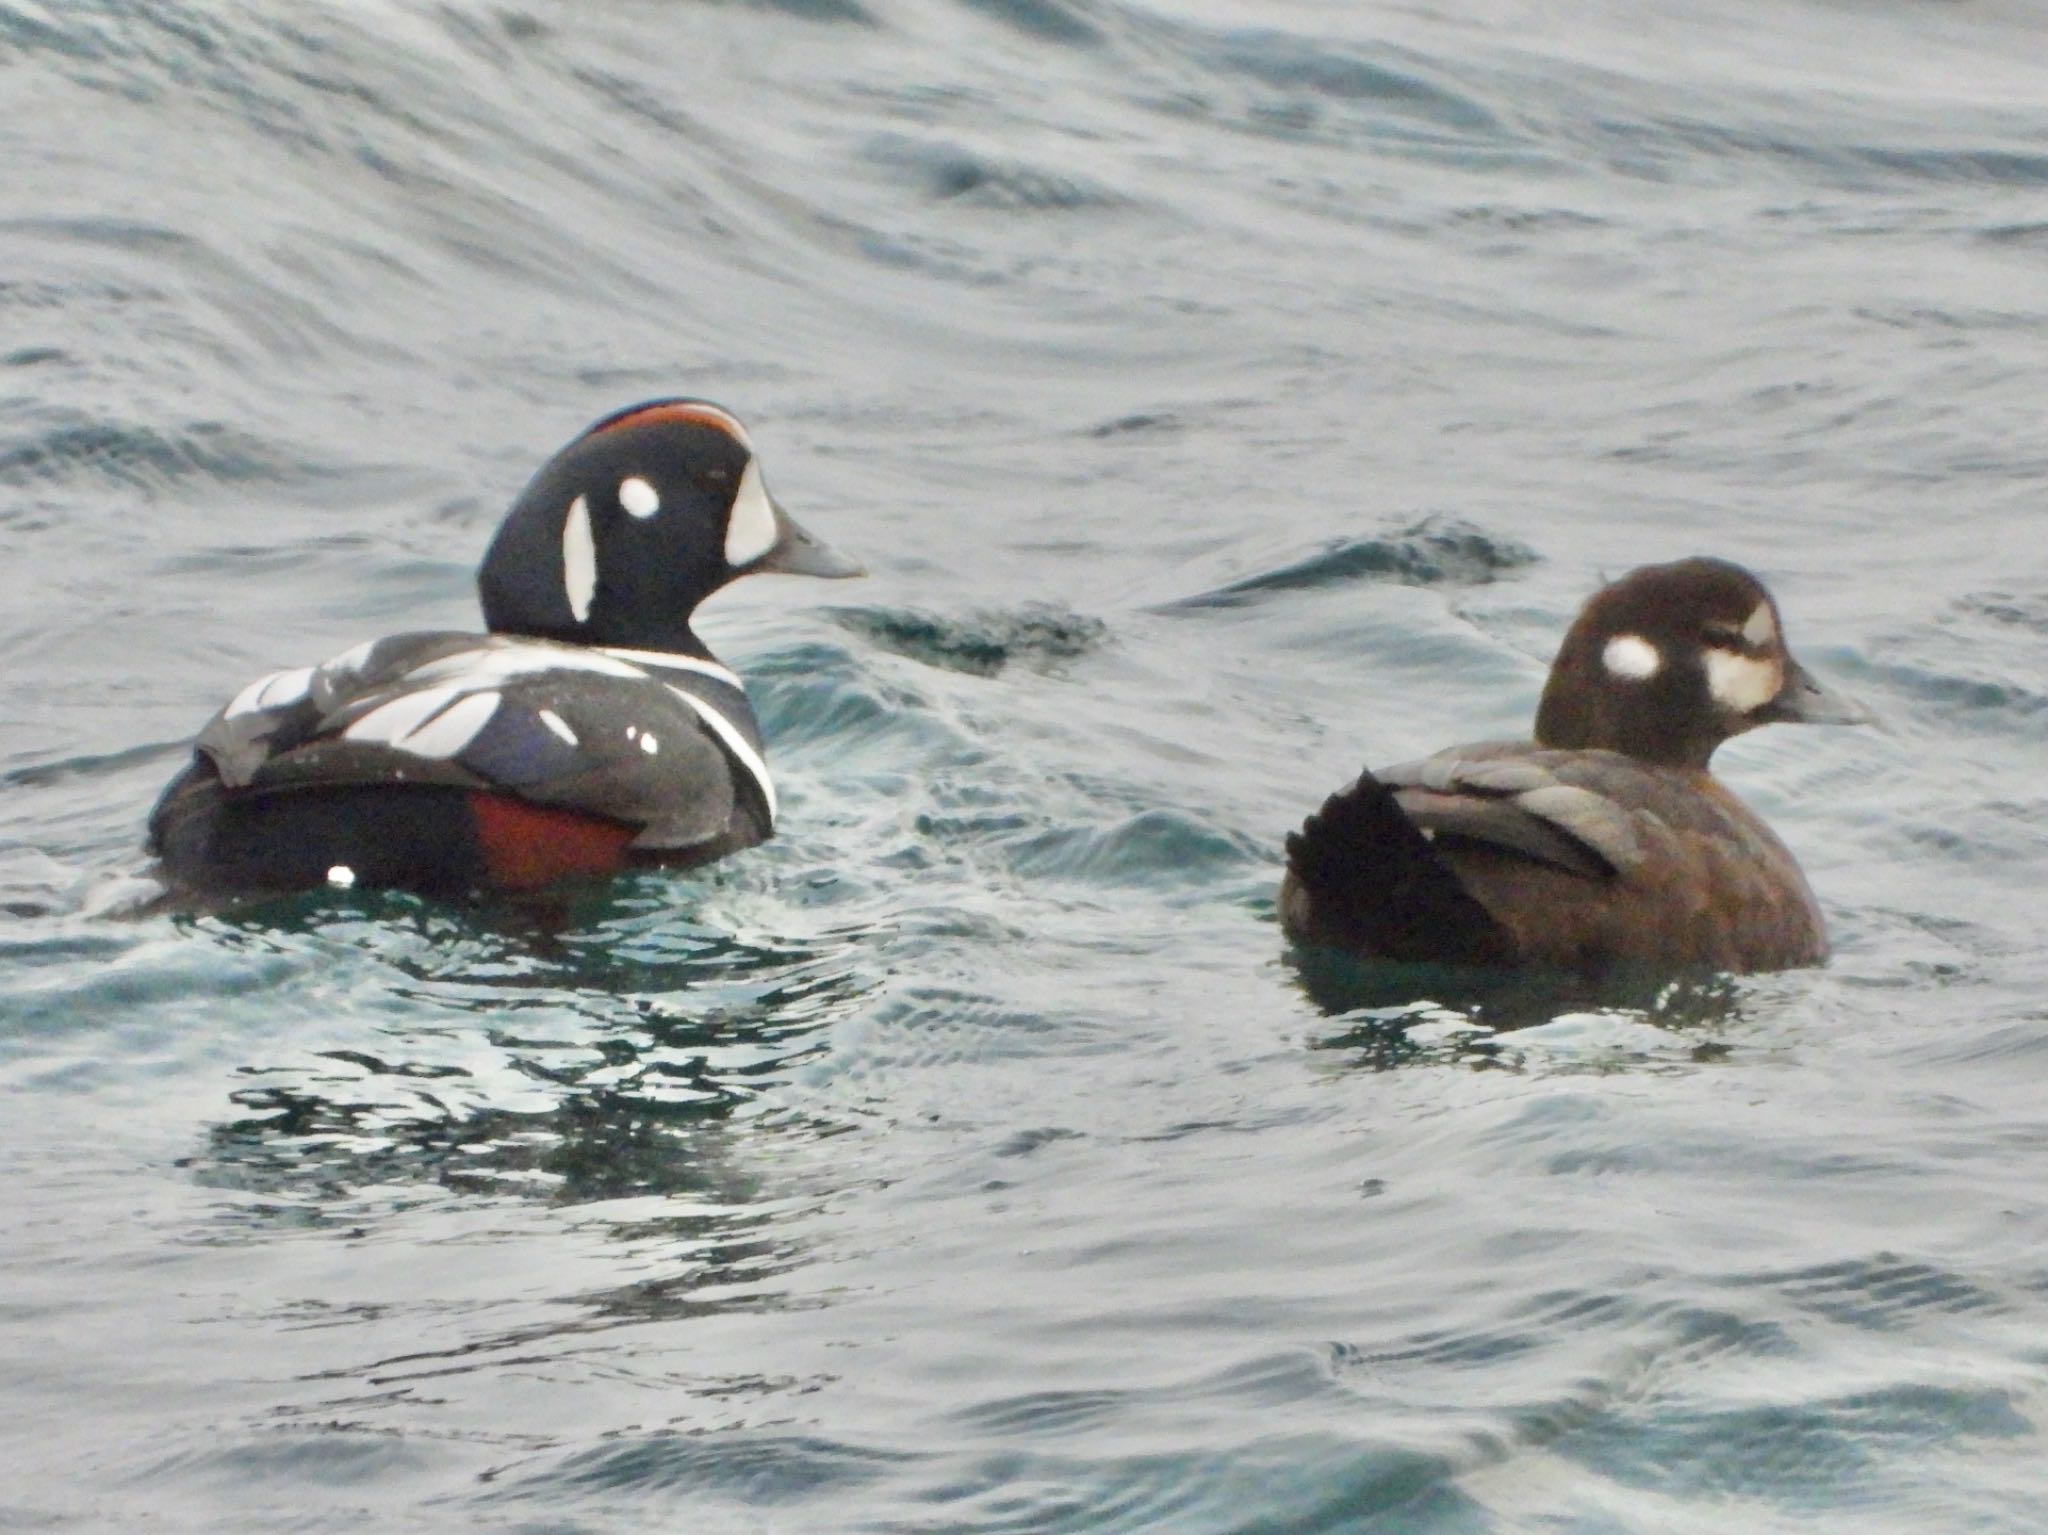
(756, 503, 865, 580)
(1758, 657, 1873, 727)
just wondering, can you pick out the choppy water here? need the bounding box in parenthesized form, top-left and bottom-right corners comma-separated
(6, 0, 2048, 1528)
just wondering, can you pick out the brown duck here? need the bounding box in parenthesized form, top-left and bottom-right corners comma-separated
(1280, 557, 1869, 976)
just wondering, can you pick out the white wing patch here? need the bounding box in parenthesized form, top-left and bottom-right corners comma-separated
(343, 685, 502, 758)
(723, 458, 779, 568)
(1602, 634, 1661, 681)
(563, 493, 597, 622)
(618, 476, 660, 519)
(399, 690, 501, 758)
(537, 708, 579, 745)
(1705, 648, 1782, 714)
(225, 665, 315, 719)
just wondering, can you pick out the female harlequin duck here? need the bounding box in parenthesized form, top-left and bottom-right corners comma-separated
(148, 399, 861, 899)
(1280, 557, 1869, 976)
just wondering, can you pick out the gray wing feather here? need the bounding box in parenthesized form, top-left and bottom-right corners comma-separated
(1383, 749, 1647, 880)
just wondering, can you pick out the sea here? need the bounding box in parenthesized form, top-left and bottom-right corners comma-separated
(4, 0, 2047, 1529)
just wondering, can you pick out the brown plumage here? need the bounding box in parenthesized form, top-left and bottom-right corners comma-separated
(1280, 557, 1868, 977)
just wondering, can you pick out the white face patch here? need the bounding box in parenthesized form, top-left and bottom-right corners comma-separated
(618, 476, 660, 519)
(1705, 648, 1783, 715)
(1602, 634, 1662, 682)
(562, 494, 597, 623)
(1742, 601, 1777, 648)
(723, 458, 779, 569)
(326, 864, 356, 888)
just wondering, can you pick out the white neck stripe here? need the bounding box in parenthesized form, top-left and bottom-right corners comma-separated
(599, 647, 745, 690)
(664, 684, 776, 824)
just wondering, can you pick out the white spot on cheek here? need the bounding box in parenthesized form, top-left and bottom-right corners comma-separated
(724, 458, 779, 568)
(1705, 649, 1782, 714)
(1602, 634, 1662, 681)
(537, 708, 578, 746)
(1742, 602, 1776, 647)
(326, 864, 356, 888)
(562, 494, 596, 622)
(618, 476, 660, 519)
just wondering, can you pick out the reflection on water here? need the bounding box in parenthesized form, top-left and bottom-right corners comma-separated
(186, 884, 878, 1218)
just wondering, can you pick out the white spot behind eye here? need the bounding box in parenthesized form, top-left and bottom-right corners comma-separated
(563, 494, 596, 622)
(1602, 634, 1662, 681)
(1742, 602, 1776, 647)
(724, 458, 779, 568)
(1706, 648, 1782, 714)
(619, 476, 660, 519)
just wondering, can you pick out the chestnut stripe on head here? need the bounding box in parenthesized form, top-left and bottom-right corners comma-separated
(587, 400, 753, 452)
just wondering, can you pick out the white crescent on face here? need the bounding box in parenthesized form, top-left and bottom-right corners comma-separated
(724, 457, 779, 568)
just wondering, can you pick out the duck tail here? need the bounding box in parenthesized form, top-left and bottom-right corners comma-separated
(1282, 768, 1513, 964)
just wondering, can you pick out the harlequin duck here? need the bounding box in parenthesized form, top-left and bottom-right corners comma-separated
(148, 399, 862, 899)
(1280, 557, 1869, 976)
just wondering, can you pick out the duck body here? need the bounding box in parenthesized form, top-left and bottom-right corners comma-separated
(148, 399, 860, 899)
(1281, 557, 1866, 978)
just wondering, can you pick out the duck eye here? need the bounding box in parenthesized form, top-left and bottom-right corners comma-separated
(1701, 619, 1743, 646)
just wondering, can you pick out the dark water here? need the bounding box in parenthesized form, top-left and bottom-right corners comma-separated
(6, 0, 2048, 1528)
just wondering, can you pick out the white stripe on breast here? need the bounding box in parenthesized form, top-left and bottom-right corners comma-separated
(665, 684, 776, 825)
(597, 647, 745, 690)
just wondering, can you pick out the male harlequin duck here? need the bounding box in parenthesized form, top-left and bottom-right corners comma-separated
(1280, 557, 1869, 976)
(148, 399, 861, 899)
